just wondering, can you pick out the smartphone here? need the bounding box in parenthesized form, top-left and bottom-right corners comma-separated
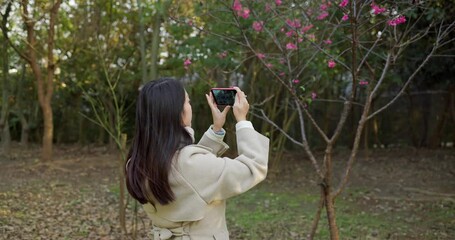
(211, 88, 237, 106)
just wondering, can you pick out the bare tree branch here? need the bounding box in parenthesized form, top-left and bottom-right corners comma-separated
(294, 100, 323, 177)
(250, 108, 303, 148)
(367, 26, 444, 120)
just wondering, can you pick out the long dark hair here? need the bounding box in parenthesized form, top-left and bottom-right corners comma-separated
(125, 78, 193, 205)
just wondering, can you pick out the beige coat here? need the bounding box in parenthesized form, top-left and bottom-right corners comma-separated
(143, 125, 270, 239)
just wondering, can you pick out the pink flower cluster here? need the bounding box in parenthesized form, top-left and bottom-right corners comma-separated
(301, 24, 314, 33)
(252, 21, 264, 32)
(285, 30, 295, 37)
(233, 0, 250, 19)
(342, 14, 349, 21)
(256, 53, 266, 59)
(371, 3, 386, 15)
(286, 43, 297, 50)
(328, 59, 336, 68)
(317, 11, 329, 20)
(184, 58, 192, 70)
(311, 92, 317, 100)
(320, 4, 329, 11)
(282, 20, 315, 51)
(387, 16, 406, 26)
(286, 19, 302, 28)
(292, 79, 300, 84)
(324, 39, 332, 45)
(339, 0, 349, 8)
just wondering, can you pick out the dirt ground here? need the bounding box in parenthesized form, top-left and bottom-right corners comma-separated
(0, 143, 454, 239)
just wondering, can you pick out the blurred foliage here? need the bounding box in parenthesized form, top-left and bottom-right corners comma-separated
(0, 0, 453, 147)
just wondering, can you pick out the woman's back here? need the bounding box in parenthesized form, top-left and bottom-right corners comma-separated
(144, 125, 269, 239)
(125, 78, 269, 239)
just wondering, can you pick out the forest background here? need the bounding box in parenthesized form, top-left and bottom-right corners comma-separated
(0, 0, 454, 239)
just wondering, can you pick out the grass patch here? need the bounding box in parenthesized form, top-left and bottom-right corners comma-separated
(225, 183, 451, 239)
(226, 183, 316, 239)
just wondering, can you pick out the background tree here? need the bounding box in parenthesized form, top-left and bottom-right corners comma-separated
(0, 1, 12, 154)
(3, 0, 63, 161)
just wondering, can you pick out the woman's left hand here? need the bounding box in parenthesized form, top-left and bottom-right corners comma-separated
(205, 92, 231, 132)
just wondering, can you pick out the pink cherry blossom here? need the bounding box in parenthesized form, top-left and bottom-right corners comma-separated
(311, 92, 317, 99)
(300, 24, 314, 33)
(371, 3, 386, 15)
(286, 19, 301, 28)
(286, 43, 297, 50)
(233, 0, 242, 12)
(328, 59, 336, 68)
(239, 8, 250, 19)
(324, 39, 332, 44)
(339, 0, 348, 8)
(292, 79, 300, 84)
(275, 0, 282, 6)
(341, 14, 349, 21)
(266, 63, 273, 68)
(286, 30, 295, 37)
(256, 53, 266, 59)
(359, 80, 369, 85)
(298, 38, 303, 43)
(320, 4, 329, 11)
(387, 15, 406, 26)
(184, 58, 192, 69)
(317, 11, 329, 20)
(252, 21, 264, 32)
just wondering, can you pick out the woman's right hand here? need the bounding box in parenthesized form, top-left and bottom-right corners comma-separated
(232, 87, 249, 122)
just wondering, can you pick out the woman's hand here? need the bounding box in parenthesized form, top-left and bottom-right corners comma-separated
(232, 87, 249, 122)
(205, 92, 231, 132)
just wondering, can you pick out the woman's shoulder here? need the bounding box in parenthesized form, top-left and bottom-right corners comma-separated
(179, 144, 213, 156)
(173, 144, 221, 173)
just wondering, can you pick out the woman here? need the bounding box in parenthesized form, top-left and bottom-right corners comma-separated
(125, 77, 269, 240)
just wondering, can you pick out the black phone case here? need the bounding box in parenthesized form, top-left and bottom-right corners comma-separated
(211, 89, 236, 106)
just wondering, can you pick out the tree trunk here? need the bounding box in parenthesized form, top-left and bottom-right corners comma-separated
(407, 93, 420, 147)
(0, 1, 12, 154)
(18, 111, 29, 146)
(77, 95, 86, 146)
(421, 95, 431, 147)
(41, 101, 54, 160)
(118, 133, 127, 234)
(324, 188, 339, 240)
(20, 0, 62, 161)
(428, 92, 450, 148)
(449, 85, 455, 145)
(137, 0, 148, 84)
(149, 2, 171, 81)
(323, 150, 340, 240)
(149, 12, 162, 81)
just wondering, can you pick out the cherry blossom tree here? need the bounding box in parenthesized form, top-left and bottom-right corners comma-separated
(174, 0, 455, 239)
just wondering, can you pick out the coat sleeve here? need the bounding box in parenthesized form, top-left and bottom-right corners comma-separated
(177, 127, 269, 203)
(197, 126, 229, 157)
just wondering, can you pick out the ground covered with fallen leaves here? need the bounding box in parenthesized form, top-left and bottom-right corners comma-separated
(0, 144, 454, 239)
